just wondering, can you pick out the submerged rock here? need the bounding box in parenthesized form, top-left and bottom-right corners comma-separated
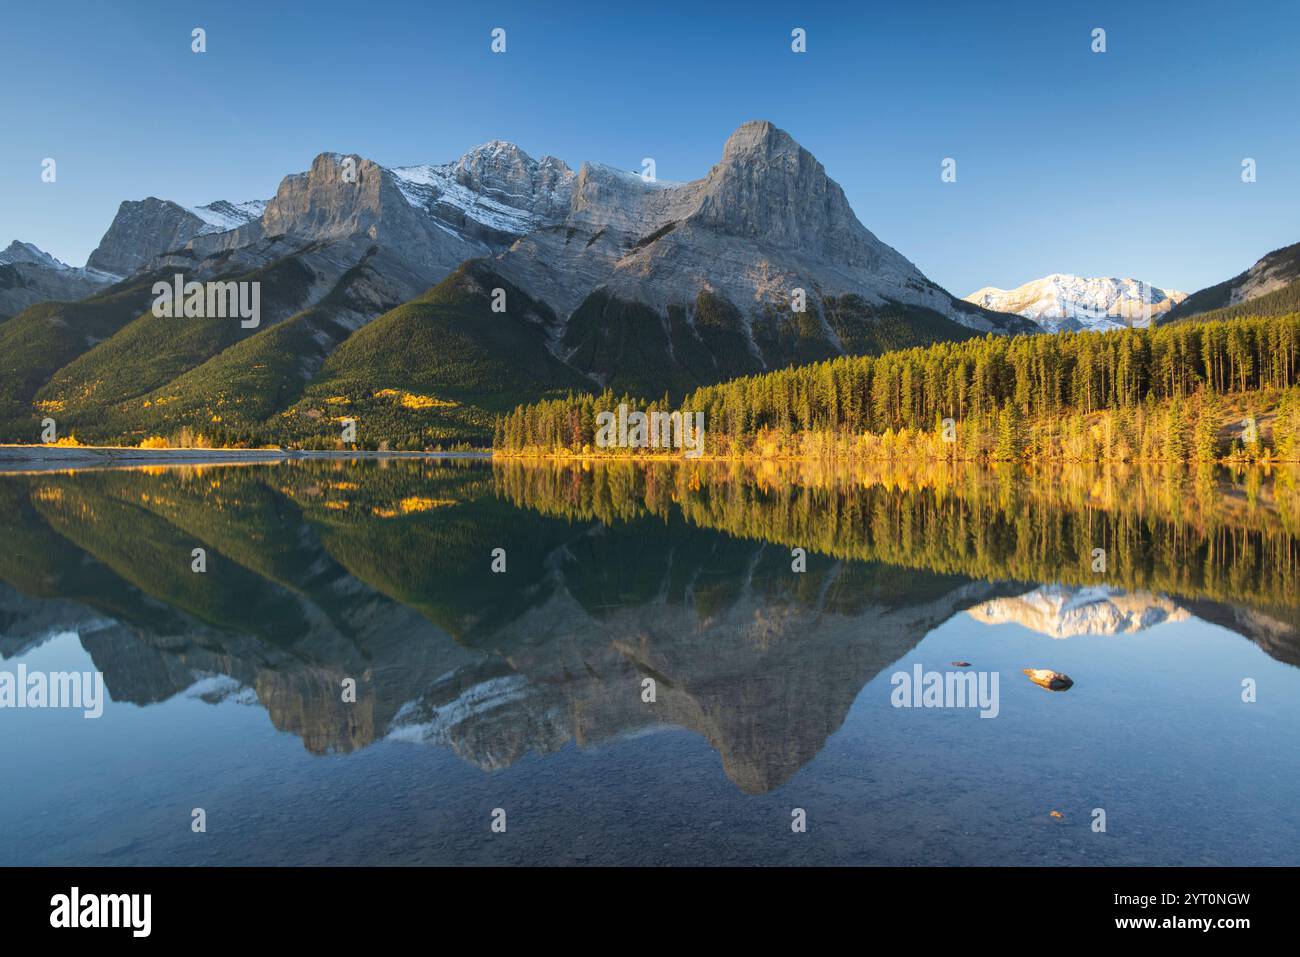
(1023, 668, 1074, 691)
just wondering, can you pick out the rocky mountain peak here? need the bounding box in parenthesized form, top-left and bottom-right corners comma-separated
(66, 121, 1032, 355)
(86, 197, 208, 275)
(258, 152, 390, 241)
(458, 139, 532, 171)
(456, 140, 533, 193)
(694, 121, 864, 252)
(452, 140, 575, 222)
(488, 119, 1028, 335)
(0, 240, 63, 269)
(719, 119, 802, 164)
(537, 154, 573, 175)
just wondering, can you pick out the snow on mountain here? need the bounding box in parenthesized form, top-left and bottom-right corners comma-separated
(74, 124, 1033, 345)
(389, 162, 547, 236)
(88, 196, 263, 276)
(187, 199, 268, 234)
(966, 585, 1190, 638)
(387, 140, 578, 239)
(964, 274, 1188, 333)
(581, 161, 681, 190)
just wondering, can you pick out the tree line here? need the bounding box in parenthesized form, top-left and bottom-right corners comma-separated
(495, 312, 1300, 462)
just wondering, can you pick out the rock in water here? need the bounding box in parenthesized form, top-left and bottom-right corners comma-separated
(1023, 668, 1074, 691)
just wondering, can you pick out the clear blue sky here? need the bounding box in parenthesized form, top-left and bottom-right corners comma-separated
(2, 0, 1297, 295)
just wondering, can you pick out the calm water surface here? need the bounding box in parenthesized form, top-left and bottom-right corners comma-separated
(1, 458, 1297, 865)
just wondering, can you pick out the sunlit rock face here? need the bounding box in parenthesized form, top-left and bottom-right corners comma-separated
(966, 585, 1190, 638)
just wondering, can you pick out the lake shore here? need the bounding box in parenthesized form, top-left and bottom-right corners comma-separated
(0, 445, 493, 472)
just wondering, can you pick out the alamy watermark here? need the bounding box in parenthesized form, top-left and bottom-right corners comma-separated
(890, 664, 1000, 718)
(152, 274, 261, 328)
(595, 403, 705, 458)
(50, 887, 150, 937)
(0, 665, 105, 718)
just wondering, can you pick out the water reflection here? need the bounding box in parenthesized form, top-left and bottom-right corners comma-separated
(1, 458, 1297, 798)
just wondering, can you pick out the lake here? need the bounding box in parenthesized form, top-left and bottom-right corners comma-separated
(1, 457, 1297, 865)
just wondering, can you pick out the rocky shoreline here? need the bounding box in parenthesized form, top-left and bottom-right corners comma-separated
(0, 445, 491, 472)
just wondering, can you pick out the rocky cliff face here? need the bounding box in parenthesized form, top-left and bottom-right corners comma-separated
(85, 197, 211, 275)
(452, 140, 576, 223)
(85, 195, 267, 277)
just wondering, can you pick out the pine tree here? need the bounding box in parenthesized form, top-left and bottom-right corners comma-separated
(993, 405, 1021, 461)
(1193, 391, 1221, 462)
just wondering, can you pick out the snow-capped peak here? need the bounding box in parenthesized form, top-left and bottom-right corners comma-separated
(0, 239, 66, 269)
(0, 239, 120, 282)
(458, 139, 533, 166)
(186, 198, 268, 235)
(967, 585, 1190, 638)
(964, 274, 1188, 333)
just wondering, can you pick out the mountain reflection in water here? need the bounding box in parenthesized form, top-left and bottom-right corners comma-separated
(1, 458, 1298, 865)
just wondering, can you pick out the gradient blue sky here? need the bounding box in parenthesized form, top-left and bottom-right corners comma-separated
(2, 0, 1297, 295)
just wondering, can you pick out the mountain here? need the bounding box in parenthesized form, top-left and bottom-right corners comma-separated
(85, 196, 266, 276)
(1161, 240, 1300, 324)
(967, 585, 1190, 638)
(33, 255, 326, 428)
(0, 240, 119, 319)
(484, 121, 1033, 392)
(967, 584, 1300, 666)
(390, 141, 577, 242)
(9, 154, 498, 442)
(964, 274, 1187, 333)
(189, 199, 267, 233)
(0, 121, 1032, 446)
(0, 240, 73, 270)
